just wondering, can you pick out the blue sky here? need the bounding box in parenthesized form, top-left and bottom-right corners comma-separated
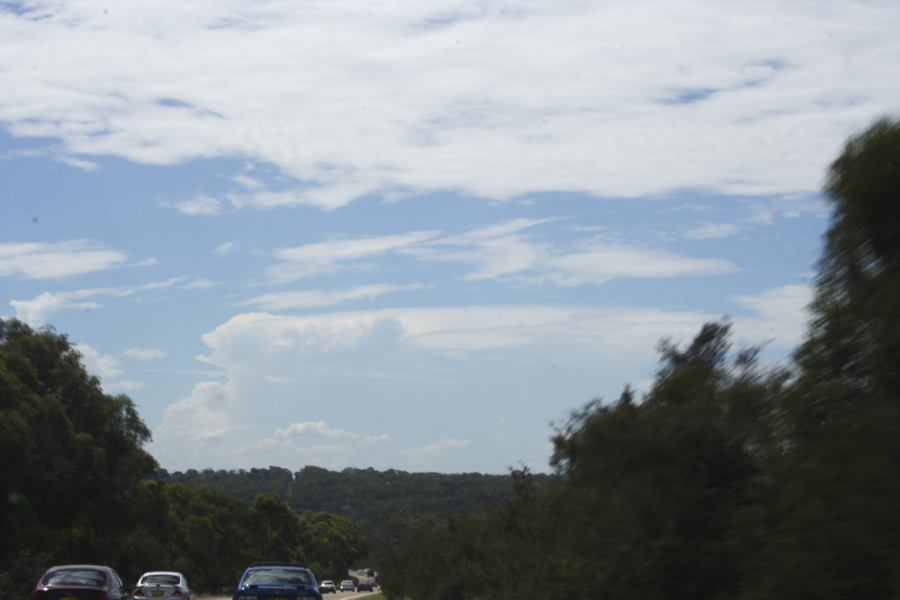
(1, 0, 897, 473)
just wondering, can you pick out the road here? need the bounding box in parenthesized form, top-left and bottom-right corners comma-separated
(199, 591, 380, 600)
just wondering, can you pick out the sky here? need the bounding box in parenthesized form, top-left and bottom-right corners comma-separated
(1, 0, 898, 474)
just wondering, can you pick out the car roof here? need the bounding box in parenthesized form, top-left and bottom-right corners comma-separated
(49, 565, 113, 570)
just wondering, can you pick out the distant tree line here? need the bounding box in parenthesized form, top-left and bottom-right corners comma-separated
(379, 118, 900, 600)
(0, 320, 367, 596)
(154, 464, 539, 567)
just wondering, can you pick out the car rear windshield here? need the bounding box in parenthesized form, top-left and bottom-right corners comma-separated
(140, 575, 181, 586)
(244, 569, 312, 586)
(43, 569, 108, 587)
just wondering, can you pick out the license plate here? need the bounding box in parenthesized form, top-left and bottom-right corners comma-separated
(151, 592, 164, 597)
(60, 596, 77, 600)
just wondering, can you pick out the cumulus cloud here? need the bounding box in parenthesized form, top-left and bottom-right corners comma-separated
(0, 2, 895, 208)
(0, 240, 128, 279)
(75, 343, 123, 380)
(151, 380, 245, 458)
(151, 281, 813, 471)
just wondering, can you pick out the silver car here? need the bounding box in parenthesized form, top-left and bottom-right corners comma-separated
(133, 572, 191, 600)
(339, 579, 355, 592)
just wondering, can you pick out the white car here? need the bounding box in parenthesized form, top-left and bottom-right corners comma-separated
(339, 579, 355, 592)
(133, 572, 191, 600)
(319, 580, 336, 594)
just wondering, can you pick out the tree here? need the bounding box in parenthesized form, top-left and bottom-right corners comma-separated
(753, 118, 900, 600)
(0, 319, 157, 594)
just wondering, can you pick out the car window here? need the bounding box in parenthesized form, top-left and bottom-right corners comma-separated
(244, 569, 311, 586)
(43, 570, 108, 587)
(141, 575, 181, 586)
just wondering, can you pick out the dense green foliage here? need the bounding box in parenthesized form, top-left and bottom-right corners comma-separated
(380, 117, 900, 600)
(156, 464, 536, 566)
(0, 322, 368, 596)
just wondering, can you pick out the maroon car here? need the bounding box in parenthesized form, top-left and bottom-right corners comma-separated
(31, 565, 129, 600)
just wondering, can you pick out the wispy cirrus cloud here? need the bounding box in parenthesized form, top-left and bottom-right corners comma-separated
(683, 222, 741, 240)
(10, 277, 184, 325)
(0, 240, 128, 279)
(268, 230, 441, 283)
(267, 218, 736, 288)
(124, 347, 168, 361)
(239, 283, 428, 311)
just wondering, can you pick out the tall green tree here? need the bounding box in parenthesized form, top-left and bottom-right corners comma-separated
(0, 319, 157, 593)
(753, 118, 900, 600)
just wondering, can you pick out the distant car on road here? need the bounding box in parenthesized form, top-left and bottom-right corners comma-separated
(31, 565, 130, 600)
(338, 579, 355, 592)
(133, 571, 191, 600)
(232, 564, 322, 600)
(356, 579, 374, 592)
(319, 580, 336, 594)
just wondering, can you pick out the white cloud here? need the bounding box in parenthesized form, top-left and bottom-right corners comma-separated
(263, 219, 735, 287)
(0, 240, 128, 279)
(10, 277, 184, 325)
(124, 347, 168, 361)
(683, 223, 741, 240)
(413, 437, 470, 454)
(0, 2, 895, 207)
(410, 219, 737, 285)
(269, 230, 441, 283)
(182, 278, 218, 289)
(215, 242, 236, 254)
(75, 343, 123, 380)
(72, 343, 146, 394)
(150, 283, 813, 471)
(177, 195, 222, 216)
(274, 421, 359, 439)
(731, 283, 813, 347)
(239, 283, 427, 311)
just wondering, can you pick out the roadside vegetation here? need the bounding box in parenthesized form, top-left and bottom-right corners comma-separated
(378, 118, 900, 599)
(0, 320, 368, 595)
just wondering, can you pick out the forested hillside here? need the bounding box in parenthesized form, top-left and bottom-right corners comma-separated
(154, 464, 546, 565)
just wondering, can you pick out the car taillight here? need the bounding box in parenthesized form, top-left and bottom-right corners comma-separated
(173, 590, 183, 597)
(134, 590, 145, 597)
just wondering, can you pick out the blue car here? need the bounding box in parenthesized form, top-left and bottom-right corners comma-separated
(232, 564, 322, 600)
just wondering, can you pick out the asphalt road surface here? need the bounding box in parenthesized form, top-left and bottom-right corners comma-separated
(199, 591, 379, 600)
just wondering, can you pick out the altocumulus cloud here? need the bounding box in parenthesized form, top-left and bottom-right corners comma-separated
(0, 1, 896, 207)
